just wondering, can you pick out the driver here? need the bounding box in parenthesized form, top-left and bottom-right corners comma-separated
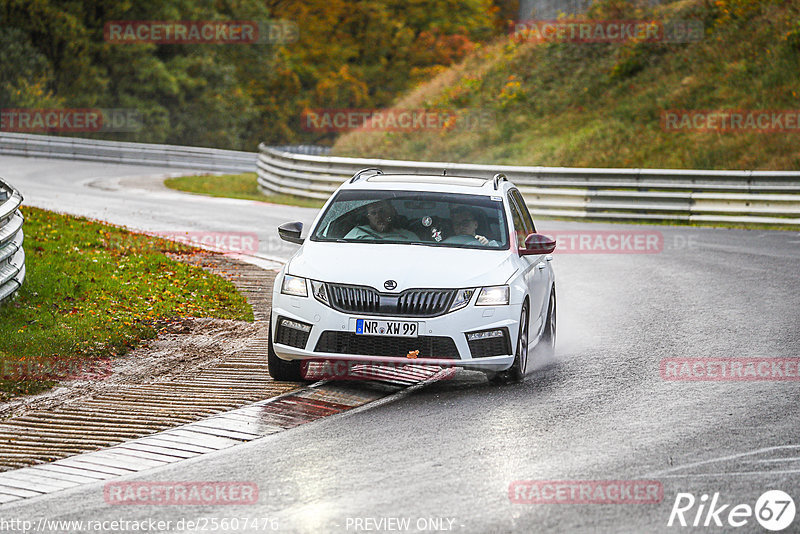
(344, 200, 418, 241)
(444, 206, 496, 246)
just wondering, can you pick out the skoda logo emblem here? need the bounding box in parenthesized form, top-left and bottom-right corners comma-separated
(384, 280, 397, 290)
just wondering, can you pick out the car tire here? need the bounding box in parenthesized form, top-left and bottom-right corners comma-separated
(267, 313, 306, 382)
(491, 301, 529, 384)
(539, 285, 556, 357)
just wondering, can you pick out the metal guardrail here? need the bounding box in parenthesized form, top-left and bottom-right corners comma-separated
(1, 133, 796, 226)
(257, 145, 800, 226)
(0, 133, 256, 173)
(0, 133, 331, 173)
(0, 179, 25, 304)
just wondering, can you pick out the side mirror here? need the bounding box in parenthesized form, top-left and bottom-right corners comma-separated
(278, 221, 304, 244)
(520, 233, 556, 255)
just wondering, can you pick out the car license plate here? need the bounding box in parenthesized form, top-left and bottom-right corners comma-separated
(355, 319, 418, 337)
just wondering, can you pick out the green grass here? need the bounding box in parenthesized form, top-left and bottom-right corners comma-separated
(333, 0, 800, 171)
(0, 208, 253, 401)
(165, 173, 326, 209)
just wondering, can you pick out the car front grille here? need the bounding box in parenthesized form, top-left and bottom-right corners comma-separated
(328, 284, 380, 314)
(314, 331, 460, 359)
(326, 284, 455, 317)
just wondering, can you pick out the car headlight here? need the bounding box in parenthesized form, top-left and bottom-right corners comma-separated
(476, 285, 509, 306)
(281, 274, 308, 297)
(449, 288, 475, 312)
(310, 280, 329, 305)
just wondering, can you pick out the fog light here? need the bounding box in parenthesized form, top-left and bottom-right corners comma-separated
(467, 329, 504, 341)
(281, 319, 311, 333)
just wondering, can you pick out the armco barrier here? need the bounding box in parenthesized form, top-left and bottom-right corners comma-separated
(0, 133, 330, 173)
(1, 132, 797, 226)
(0, 179, 25, 304)
(257, 145, 800, 226)
(0, 132, 256, 173)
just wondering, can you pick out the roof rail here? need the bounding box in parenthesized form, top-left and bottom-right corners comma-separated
(350, 168, 383, 183)
(492, 173, 508, 190)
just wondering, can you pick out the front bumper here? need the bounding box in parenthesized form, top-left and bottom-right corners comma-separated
(271, 292, 520, 372)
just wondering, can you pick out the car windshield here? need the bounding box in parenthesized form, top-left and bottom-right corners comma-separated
(311, 190, 509, 249)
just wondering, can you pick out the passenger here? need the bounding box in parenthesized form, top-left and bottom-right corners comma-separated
(344, 200, 418, 241)
(444, 206, 496, 246)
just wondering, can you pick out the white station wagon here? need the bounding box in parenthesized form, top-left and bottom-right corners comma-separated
(269, 169, 556, 383)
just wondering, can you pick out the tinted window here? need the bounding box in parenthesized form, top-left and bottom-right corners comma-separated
(511, 189, 535, 233)
(508, 195, 528, 249)
(311, 189, 509, 249)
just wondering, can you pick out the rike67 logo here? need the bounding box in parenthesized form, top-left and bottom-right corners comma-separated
(668, 490, 796, 531)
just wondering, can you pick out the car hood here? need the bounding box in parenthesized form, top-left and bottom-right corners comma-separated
(288, 242, 517, 290)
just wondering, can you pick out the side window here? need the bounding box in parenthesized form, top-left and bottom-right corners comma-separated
(507, 195, 527, 249)
(511, 189, 535, 233)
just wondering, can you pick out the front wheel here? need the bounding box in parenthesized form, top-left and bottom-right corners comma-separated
(491, 302, 529, 384)
(538, 286, 556, 358)
(267, 314, 306, 382)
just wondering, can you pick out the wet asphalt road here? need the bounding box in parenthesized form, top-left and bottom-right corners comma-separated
(2, 156, 800, 533)
(0, 156, 310, 266)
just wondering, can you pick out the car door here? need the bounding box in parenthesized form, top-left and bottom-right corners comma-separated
(509, 189, 548, 336)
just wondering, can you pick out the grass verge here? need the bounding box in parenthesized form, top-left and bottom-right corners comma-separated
(333, 0, 800, 171)
(165, 173, 326, 209)
(0, 207, 253, 401)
